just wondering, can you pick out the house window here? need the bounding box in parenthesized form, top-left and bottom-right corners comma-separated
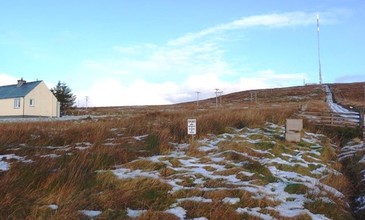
(14, 98, 21, 109)
(29, 99, 35, 107)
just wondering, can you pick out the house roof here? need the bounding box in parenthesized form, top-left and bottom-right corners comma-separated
(0, 81, 42, 99)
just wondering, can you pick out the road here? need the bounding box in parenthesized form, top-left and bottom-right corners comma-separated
(324, 85, 364, 124)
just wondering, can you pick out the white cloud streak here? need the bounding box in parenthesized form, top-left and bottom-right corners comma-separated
(168, 11, 319, 46)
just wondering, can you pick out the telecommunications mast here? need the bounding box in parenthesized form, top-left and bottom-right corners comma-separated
(317, 14, 323, 85)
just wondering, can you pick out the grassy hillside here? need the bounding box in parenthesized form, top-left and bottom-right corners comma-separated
(0, 82, 364, 219)
(329, 82, 365, 108)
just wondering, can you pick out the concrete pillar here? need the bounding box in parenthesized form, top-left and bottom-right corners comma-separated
(285, 119, 303, 143)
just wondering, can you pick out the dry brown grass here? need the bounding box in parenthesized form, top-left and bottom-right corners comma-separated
(124, 159, 166, 171)
(3, 83, 359, 218)
(171, 188, 204, 199)
(181, 201, 242, 220)
(304, 197, 353, 220)
(98, 177, 173, 211)
(204, 189, 241, 201)
(320, 171, 353, 197)
(330, 82, 365, 108)
(137, 210, 180, 220)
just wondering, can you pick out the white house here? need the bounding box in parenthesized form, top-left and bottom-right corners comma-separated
(0, 79, 60, 117)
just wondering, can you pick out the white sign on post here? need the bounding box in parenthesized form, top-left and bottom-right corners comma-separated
(187, 119, 196, 135)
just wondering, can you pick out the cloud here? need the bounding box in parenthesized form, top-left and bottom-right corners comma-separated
(75, 10, 339, 106)
(335, 74, 365, 83)
(76, 69, 306, 107)
(76, 79, 180, 107)
(168, 11, 323, 46)
(81, 41, 227, 83)
(0, 73, 18, 86)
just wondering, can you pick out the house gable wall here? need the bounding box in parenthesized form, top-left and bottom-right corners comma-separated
(23, 81, 59, 117)
(0, 81, 59, 117)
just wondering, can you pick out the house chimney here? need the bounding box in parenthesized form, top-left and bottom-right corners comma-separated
(17, 78, 26, 87)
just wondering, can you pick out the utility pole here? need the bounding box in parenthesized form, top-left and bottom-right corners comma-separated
(215, 88, 219, 108)
(196, 91, 200, 107)
(317, 14, 323, 85)
(250, 91, 258, 103)
(363, 86, 365, 108)
(85, 96, 89, 110)
(219, 90, 223, 106)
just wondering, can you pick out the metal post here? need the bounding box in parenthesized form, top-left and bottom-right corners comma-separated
(219, 90, 223, 106)
(196, 91, 200, 107)
(85, 96, 89, 110)
(363, 86, 365, 141)
(363, 86, 365, 108)
(360, 108, 364, 140)
(215, 88, 219, 108)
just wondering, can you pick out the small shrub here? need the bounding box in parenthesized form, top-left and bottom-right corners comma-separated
(321, 126, 362, 145)
(145, 134, 160, 153)
(254, 141, 275, 150)
(223, 151, 248, 162)
(304, 200, 353, 220)
(284, 183, 309, 194)
(243, 161, 278, 184)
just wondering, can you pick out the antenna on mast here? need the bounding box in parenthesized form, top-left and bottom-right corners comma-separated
(317, 13, 323, 85)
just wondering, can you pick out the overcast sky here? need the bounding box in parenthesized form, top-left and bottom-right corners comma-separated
(1, 0, 364, 106)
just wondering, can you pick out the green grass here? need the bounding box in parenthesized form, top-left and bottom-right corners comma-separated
(254, 141, 275, 150)
(243, 160, 278, 184)
(284, 183, 309, 194)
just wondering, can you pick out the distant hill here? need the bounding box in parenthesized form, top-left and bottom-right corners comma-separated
(329, 82, 365, 108)
(184, 82, 365, 110)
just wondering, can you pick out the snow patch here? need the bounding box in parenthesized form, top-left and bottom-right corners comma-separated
(177, 197, 212, 203)
(1, 154, 33, 171)
(106, 122, 349, 219)
(166, 206, 186, 219)
(127, 208, 146, 218)
(40, 154, 61, 158)
(134, 134, 148, 141)
(236, 207, 273, 220)
(48, 204, 58, 210)
(0, 160, 9, 171)
(113, 168, 160, 179)
(222, 197, 240, 204)
(79, 210, 102, 218)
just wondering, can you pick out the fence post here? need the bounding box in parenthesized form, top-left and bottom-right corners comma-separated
(359, 108, 364, 140)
